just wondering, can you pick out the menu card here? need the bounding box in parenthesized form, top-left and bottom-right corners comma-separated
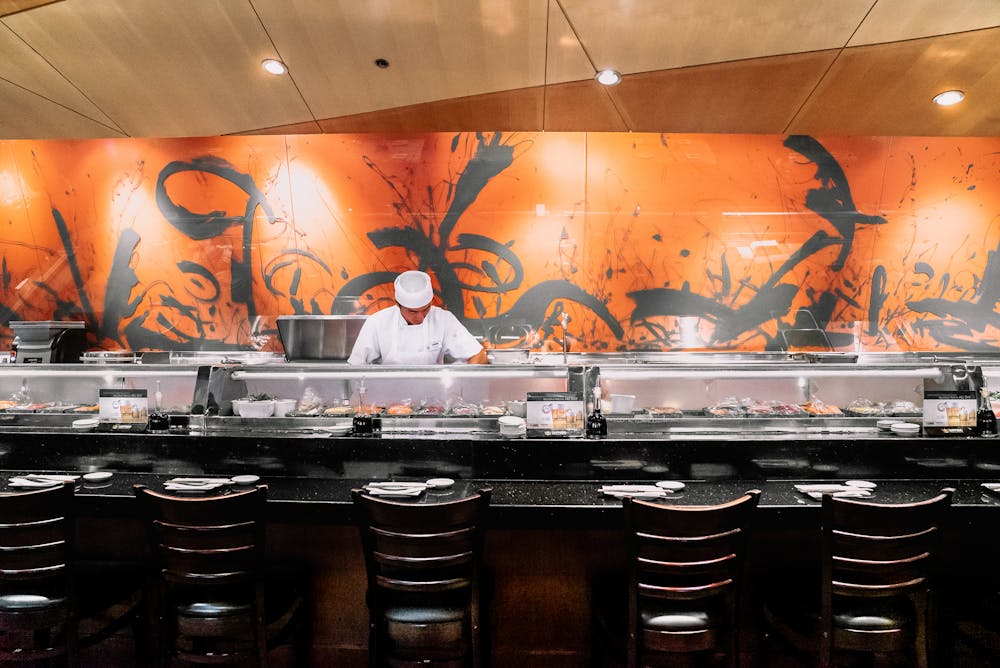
(99, 388, 149, 424)
(526, 391, 584, 436)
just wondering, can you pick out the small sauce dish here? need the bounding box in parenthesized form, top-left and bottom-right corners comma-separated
(231, 475, 261, 485)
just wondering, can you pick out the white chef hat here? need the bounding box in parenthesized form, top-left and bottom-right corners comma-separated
(394, 270, 434, 308)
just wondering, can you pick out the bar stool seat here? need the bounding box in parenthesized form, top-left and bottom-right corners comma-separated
(384, 606, 465, 624)
(642, 606, 714, 632)
(0, 594, 66, 611)
(180, 601, 255, 616)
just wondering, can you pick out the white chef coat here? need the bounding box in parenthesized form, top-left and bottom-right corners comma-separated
(347, 306, 484, 365)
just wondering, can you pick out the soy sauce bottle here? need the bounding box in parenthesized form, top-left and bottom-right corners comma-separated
(976, 388, 998, 437)
(353, 386, 373, 436)
(586, 386, 608, 439)
(148, 380, 170, 433)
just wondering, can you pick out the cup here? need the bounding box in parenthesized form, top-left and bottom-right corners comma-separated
(610, 394, 636, 414)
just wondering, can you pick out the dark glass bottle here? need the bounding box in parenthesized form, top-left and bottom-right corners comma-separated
(148, 380, 170, 433)
(353, 386, 373, 435)
(977, 389, 998, 437)
(586, 386, 608, 439)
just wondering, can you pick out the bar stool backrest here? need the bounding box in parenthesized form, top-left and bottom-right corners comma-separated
(133, 483, 268, 667)
(820, 487, 954, 667)
(623, 489, 761, 667)
(0, 481, 76, 665)
(352, 487, 492, 667)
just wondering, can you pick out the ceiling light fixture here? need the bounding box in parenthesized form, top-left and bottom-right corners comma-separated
(595, 69, 622, 86)
(261, 59, 288, 75)
(932, 89, 964, 106)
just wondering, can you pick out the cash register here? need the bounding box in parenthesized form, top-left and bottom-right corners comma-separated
(10, 320, 87, 363)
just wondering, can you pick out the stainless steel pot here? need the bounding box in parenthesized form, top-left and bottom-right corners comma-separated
(276, 315, 368, 360)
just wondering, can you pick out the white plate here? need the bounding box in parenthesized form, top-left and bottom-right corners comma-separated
(795, 484, 849, 493)
(8, 477, 62, 488)
(602, 490, 666, 499)
(164, 482, 227, 492)
(21, 474, 79, 482)
(364, 487, 423, 497)
(806, 490, 872, 500)
(368, 481, 427, 489)
(844, 480, 876, 489)
(655, 480, 685, 491)
(426, 478, 455, 488)
(82, 471, 113, 482)
(319, 425, 353, 435)
(600, 485, 662, 493)
(231, 475, 260, 485)
(72, 418, 99, 429)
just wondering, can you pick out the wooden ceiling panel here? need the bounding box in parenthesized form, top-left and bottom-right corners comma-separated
(254, 0, 549, 119)
(544, 0, 596, 85)
(560, 0, 871, 73)
(850, 0, 1000, 46)
(789, 29, 1000, 136)
(0, 20, 119, 133)
(544, 80, 626, 131)
(3, 0, 312, 137)
(229, 119, 323, 137)
(317, 87, 544, 133)
(610, 51, 837, 134)
(0, 0, 58, 17)
(0, 78, 123, 138)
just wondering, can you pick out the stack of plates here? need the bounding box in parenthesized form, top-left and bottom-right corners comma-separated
(600, 481, 685, 499)
(7, 473, 79, 488)
(363, 481, 427, 497)
(794, 481, 876, 499)
(498, 415, 526, 437)
(163, 477, 232, 492)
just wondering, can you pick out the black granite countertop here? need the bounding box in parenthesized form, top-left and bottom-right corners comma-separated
(5, 429, 1000, 528)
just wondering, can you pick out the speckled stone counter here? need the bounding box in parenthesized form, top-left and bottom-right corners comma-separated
(4, 428, 1000, 527)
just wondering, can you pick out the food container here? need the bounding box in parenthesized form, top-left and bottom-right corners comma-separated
(273, 399, 296, 417)
(232, 399, 275, 417)
(487, 348, 531, 364)
(609, 394, 636, 414)
(276, 315, 368, 361)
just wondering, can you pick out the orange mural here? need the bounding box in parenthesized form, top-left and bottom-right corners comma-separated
(0, 131, 999, 354)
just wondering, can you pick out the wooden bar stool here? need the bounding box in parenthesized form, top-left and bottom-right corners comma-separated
(592, 489, 761, 668)
(1, 481, 144, 666)
(351, 487, 492, 668)
(133, 483, 308, 667)
(763, 487, 954, 668)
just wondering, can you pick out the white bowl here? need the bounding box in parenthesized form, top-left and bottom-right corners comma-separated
(273, 399, 296, 417)
(232, 399, 275, 417)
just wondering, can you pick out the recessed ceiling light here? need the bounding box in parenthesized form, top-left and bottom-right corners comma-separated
(595, 69, 622, 86)
(932, 89, 964, 106)
(261, 59, 287, 75)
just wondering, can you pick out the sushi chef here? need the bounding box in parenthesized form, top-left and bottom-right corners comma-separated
(347, 270, 488, 365)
